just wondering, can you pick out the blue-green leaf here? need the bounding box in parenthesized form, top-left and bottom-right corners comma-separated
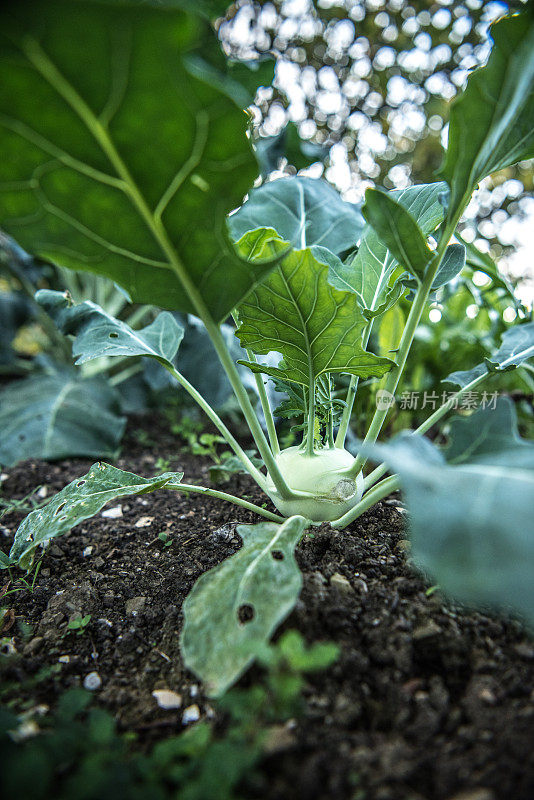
(36, 290, 183, 366)
(328, 182, 446, 317)
(8, 463, 183, 568)
(361, 188, 434, 281)
(367, 399, 534, 623)
(445, 321, 534, 388)
(181, 515, 308, 696)
(0, 372, 125, 468)
(228, 176, 365, 254)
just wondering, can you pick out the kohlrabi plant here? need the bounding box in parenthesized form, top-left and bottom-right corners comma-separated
(0, 1, 533, 694)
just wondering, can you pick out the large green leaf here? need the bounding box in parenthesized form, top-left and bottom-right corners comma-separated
(180, 515, 308, 697)
(368, 400, 534, 623)
(0, 372, 125, 468)
(36, 289, 184, 366)
(228, 176, 365, 254)
(439, 13, 534, 222)
(445, 321, 534, 388)
(328, 182, 446, 317)
(235, 243, 393, 387)
(7, 463, 183, 568)
(361, 188, 434, 281)
(0, 1, 273, 323)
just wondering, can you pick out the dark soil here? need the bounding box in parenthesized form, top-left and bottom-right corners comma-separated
(1, 417, 533, 800)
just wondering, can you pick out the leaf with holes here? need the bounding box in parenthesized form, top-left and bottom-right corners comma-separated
(8, 463, 184, 568)
(234, 240, 393, 388)
(180, 515, 308, 696)
(328, 183, 446, 318)
(0, 0, 277, 323)
(0, 372, 125, 468)
(36, 289, 184, 366)
(228, 176, 365, 254)
(439, 13, 534, 224)
(445, 321, 534, 388)
(366, 400, 534, 623)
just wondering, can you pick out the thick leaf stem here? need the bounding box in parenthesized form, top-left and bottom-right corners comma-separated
(335, 319, 373, 447)
(347, 211, 467, 478)
(22, 38, 294, 501)
(166, 482, 285, 523)
(306, 378, 316, 456)
(331, 475, 399, 529)
(164, 365, 269, 492)
(361, 346, 519, 493)
(232, 314, 280, 456)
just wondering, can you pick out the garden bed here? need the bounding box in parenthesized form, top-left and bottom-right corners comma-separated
(1, 419, 534, 800)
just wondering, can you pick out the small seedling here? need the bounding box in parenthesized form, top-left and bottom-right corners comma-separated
(66, 615, 91, 636)
(158, 531, 172, 548)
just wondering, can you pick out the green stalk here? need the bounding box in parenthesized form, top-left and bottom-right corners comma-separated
(108, 362, 143, 386)
(164, 365, 268, 492)
(166, 482, 285, 523)
(347, 205, 470, 478)
(23, 38, 294, 502)
(362, 349, 525, 493)
(335, 319, 374, 448)
(331, 475, 400, 529)
(306, 377, 315, 456)
(232, 313, 280, 456)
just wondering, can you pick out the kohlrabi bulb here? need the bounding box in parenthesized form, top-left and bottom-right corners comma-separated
(265, 445, 363, 522)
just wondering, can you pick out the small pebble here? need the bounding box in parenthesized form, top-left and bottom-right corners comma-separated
(135, 516, 153, 528)
(101, 505, 122, 519)
(330, 572, 353, 594)
(58, 655, 70, 664)
(182, 704, 200, 724)
(152, 689, 183, 709)
(126, 596, 146, 615)
(83, 672, 102, 691)
(83, 546, 93, 557)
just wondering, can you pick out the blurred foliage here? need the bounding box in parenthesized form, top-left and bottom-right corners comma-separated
(0, 630, 337, 800)
(348, 273, 534, 439)
(219, 0, 533, 267)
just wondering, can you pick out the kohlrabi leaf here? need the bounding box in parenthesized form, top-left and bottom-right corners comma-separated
(0, 372, 125, 468)
(36, 290, 183, 366)
(0, 1, 273, 323)
(328, 182, 446, 317)
(235, 243, 393, 387)
(180, 515, 308, 697)
(445, 321, 534, 388)
(458, 232, 520, 307)
(8, 463, 183, 568)
(439, 13, 534, 223)
(228, 176, 365, 253)
(444, 398, 534, 469)
(402, 243, 466, 297)
(368, 400, 534, 624)
(361, 188, 434, 281)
